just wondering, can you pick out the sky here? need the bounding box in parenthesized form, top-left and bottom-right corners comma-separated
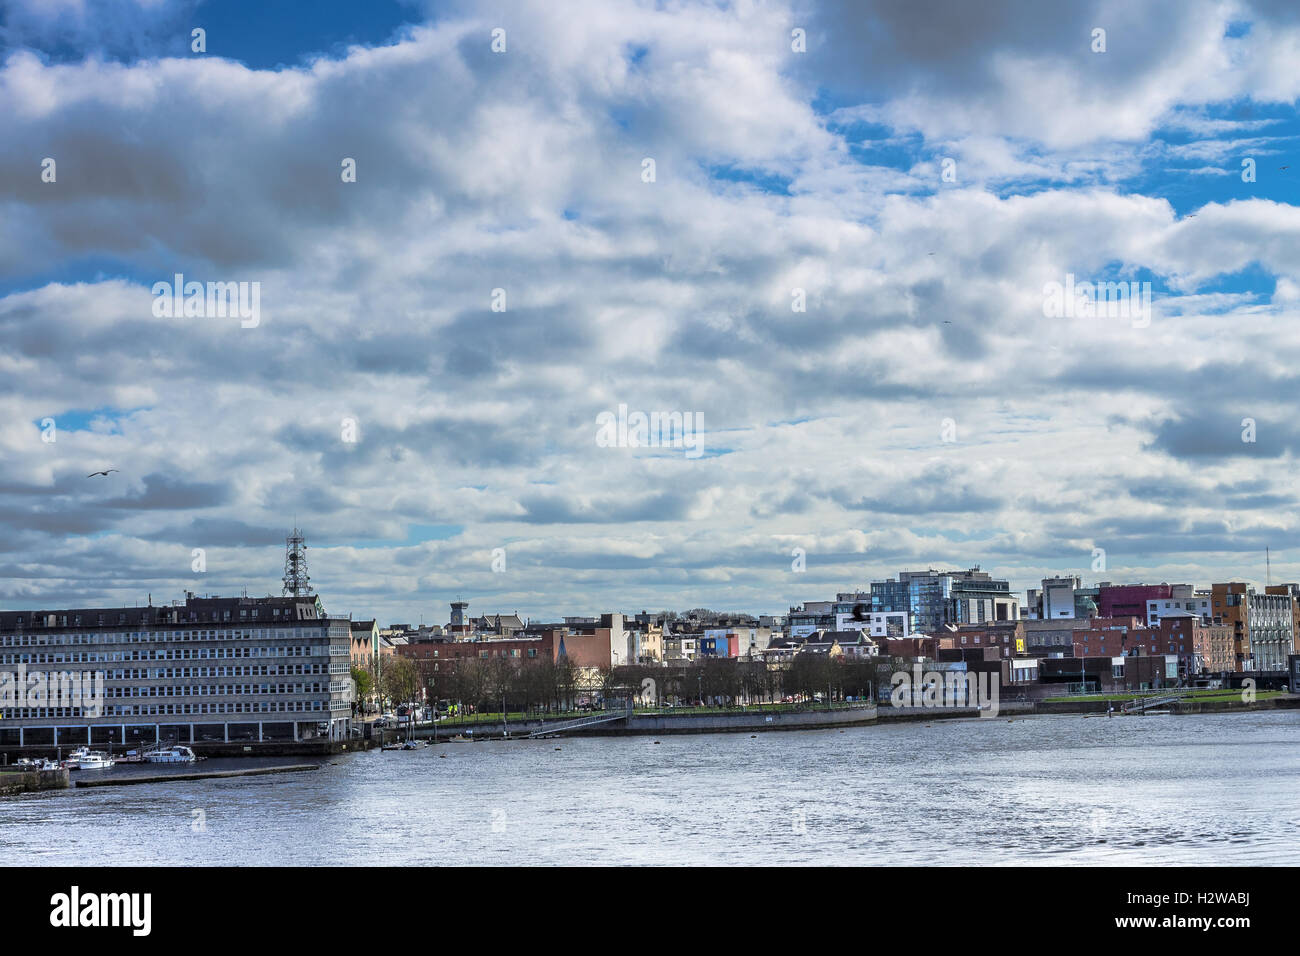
(2, 0, 1300, 627)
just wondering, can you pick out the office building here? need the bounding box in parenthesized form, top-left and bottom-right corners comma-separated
(0, 592, 353, 749)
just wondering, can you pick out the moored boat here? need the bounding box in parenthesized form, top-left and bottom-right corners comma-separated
(64, 747, 115, 770)
(142, 745, 198, 764)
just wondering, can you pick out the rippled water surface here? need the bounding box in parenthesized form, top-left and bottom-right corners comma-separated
(3, 711, 1298, 865)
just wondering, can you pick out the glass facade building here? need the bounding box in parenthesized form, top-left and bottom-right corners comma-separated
(871, 568, 1017, 634)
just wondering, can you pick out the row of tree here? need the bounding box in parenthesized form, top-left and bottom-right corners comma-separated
(354, 653, 913, 714)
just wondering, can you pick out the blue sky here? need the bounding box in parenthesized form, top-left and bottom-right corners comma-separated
(2, 0, 1300, 625)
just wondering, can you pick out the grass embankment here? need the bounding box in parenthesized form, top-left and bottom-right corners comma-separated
(432, 700, 871, 727)
(1043, 688, 1285, 704)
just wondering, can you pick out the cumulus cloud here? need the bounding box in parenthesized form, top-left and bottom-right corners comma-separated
(1, 0, 1298, 622)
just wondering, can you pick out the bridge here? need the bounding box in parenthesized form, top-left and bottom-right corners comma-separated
(522, 711, 629, 738)
(1121, 694, 1183, 714)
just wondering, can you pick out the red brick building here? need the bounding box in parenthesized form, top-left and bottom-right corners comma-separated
(1071, 616, 1145, 657)
(1192, 619, 1235, 673)
(1097, 584, 1173, 623)
(398, 632, 556, 673)
(884, 636, 940, 659)
(939, 621, 1024, 658)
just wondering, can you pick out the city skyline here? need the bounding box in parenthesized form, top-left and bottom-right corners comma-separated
(4, 0, 1300, 626)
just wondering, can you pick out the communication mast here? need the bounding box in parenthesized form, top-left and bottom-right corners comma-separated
(282, 527, 313, 597)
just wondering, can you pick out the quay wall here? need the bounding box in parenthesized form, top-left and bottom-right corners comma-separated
(1035, 695, 1300, 716)
(0, 768, 70, 795)
(0, 736, 382, 763)
(432, 706, 877, 738)
(611, 704, 877, 734)
(74, 764, 320, 788)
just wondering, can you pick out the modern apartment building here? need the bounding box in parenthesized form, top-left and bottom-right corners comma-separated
(871, 568, 1018, 634)
(1025, 578, 1099, 620)
(1146, 585, 1214, 626)
(1246, 589, 1295, 671)
(0, 592, 354, 749)
(1210, 582, 1296, 671)
(788, 595, 910, 640)
(1265, 584, 1300, 658)
(1043, 576, 1082, 620)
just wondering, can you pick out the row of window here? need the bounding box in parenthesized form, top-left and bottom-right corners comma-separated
(3, 700, 328, 719)
(15, 683, 329, 701)
(103, 683, 328, 698)
(3, 645, 325, 665)
(1, 627, 326, 646)
(11, 606, 312, 629)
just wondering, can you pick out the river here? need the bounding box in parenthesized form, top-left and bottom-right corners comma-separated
(3, 711, 1297, 865)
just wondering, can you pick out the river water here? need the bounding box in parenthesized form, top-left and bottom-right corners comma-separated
(3, 711, 1297, 865)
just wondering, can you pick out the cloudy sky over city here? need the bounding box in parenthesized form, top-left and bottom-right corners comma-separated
(2, 0, 1299, 625)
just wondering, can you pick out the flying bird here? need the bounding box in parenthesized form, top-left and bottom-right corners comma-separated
(86, 469, 118, 478)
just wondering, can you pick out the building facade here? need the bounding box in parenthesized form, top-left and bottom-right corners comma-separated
(0, 593, 353, 749)
(871, 568, 1018, 634)
(1210, 582, 1295, 672)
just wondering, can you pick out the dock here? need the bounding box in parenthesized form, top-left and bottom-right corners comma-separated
(74, 764, 320, 787)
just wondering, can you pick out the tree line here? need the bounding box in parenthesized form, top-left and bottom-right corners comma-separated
(356, 653, 913, 714)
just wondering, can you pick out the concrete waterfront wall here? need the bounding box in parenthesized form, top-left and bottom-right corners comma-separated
(587, 704, 877, 736)
(1034, 699, 1114, 715)
(0, 768, 70, 796)
(0, 736, 381, 762)
(1171, 695, 1300, 715)
(433, 706, 878, 738)
(187, 737, 380, 758)
(1034, 695, 1300, 716)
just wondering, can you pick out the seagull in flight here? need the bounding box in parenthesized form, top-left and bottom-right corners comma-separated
(86, 469, 118, 478)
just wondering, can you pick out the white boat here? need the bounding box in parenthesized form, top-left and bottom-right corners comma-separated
(65, 747, 115, 770)
(15, 758, 60, 770)
(143, 745, 197, 764)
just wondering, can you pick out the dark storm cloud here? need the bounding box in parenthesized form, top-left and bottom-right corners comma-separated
(1144, 415, 1300, 459)
(140, 517, 286, 548)
(275, 418, 543, 469)
(798, 0, 1194, 102)
(0, 504, 116, 537)
(515, 489, 697, 524)
(101, 473, 231, 510)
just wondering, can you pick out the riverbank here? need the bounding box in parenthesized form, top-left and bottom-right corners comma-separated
(0, 767, 70, 795)
(424, 703, 878, 739)
(1034, 694, 1300, 716)
(73, 764, 320, 788)
(0, 735, 385, 764)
